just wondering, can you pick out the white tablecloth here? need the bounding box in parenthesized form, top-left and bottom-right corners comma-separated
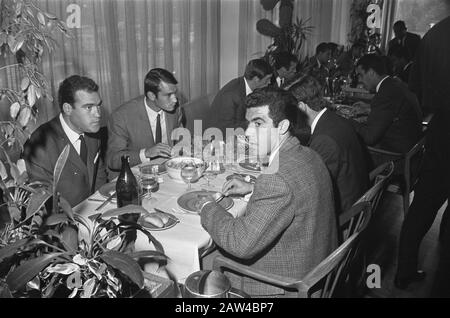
(73, 160, 254, 283)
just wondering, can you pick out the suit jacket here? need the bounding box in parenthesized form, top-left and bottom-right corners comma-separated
(107, 95, 183, 170)
(388, 32, 421, 58)
(310, 110, 369, 214)
(23, 116, 108, 207)
(351, 77, 422, 154)
(201, 136, 338, 296)
(409, 16, 450, 115)
(209, 77, 247, 136)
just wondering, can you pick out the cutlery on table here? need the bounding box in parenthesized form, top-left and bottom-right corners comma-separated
(95, 191, 116, 211)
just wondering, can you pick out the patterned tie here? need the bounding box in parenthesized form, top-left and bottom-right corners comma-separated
(79, 134, 87, 165)
(155, 113, 162, 144)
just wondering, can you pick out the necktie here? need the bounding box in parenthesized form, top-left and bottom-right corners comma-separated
(79, 135, 87, 165)
(155, 113, 162, 144)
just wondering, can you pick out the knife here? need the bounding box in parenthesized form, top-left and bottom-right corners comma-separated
(95, 191, 116, 211)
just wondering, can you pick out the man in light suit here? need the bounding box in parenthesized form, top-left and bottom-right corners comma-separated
(290, 76, 369, 216)
(209, 59, 272, 136)
(23, 75, 108, 207)
(107, 68, 183, 171)
(199, 87, 338, 297)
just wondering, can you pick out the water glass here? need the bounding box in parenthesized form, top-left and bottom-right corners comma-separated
(139, 164, 159, 204)
(180, 161, 198, 191)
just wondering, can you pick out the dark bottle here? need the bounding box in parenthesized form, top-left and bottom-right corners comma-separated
(116, 155, 139, 208)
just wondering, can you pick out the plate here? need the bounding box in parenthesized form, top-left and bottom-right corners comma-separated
(98, 182, 117, 201)
(139, 212, 178, 231)
(226, 173, 257, 184)
(238, 161, 261, 172)
(177, 190, 234, 214)
(138, 163, 167, 175)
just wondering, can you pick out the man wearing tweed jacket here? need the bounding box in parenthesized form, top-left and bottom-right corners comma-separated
(200, 88, 338, 297)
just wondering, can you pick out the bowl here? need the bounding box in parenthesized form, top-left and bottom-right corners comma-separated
(165, 157, 205, 183)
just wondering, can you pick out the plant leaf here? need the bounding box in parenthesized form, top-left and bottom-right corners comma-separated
(53, 144, 70, 194)
(37, 12, 46, 26)
(0, 160, 7, 180)
(58, 196, 74, 221)
(6, 253, 63, 292)
(99, 251, 144, 288)
(25, 187, 51, 220)
(127, 250, 168, 263)
(44, 213, 69, 226)
(0, 238, 28, 263)
(9, 101, 20, 119)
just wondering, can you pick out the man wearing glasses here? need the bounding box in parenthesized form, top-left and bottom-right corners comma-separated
(23, 75, 108, 207)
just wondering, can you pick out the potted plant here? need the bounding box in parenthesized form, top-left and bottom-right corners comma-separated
(0, 145, 173, 298)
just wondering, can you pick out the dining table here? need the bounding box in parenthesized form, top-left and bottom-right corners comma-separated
(73, 157, 260, 284)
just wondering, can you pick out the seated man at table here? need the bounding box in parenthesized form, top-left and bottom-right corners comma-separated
(199, 87, 338, 297)
(272, 51, 298, 89)
(290, 76, 369, 215)
(209, 59, 272, 136)
(23, 75, 108, 207)
(351, 54, 422, 155)
(304, 42, 332, 88)
(107, 68, 183, 172)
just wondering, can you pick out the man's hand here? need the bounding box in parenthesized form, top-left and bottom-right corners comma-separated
(222, 178, 253, 196)
(145, 143, 172, 159)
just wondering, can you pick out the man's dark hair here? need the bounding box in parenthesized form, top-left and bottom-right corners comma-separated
(144, 68, 178, 97)
(316, 42, 331, 55)
(245, 87, 303, 135)
(356, 54, 387, 76)
(289, 76, 329, 112)
(244, 59, 273, 80)
(393, 20, 406, 30)
(58, 75, 99, 111)
(272, 52, 298, 71)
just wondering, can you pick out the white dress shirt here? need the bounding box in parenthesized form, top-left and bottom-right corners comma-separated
(310, 108, 327, 134)
(244, 77, 252, 96)
(139, 97, 168, 163)
(59, 114, 83, 155)
(376, 76, 389, 93)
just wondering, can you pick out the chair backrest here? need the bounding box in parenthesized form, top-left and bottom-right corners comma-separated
(296, 228, 368, 297)
(338, 161, 394, 243)
(180, 93, 216, 135)
(404, 134, 426, 192)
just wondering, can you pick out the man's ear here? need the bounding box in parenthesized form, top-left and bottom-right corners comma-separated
(146, 91, 156, 101)
(278, 119, 290, 135)
(298, 101, 307, 112)
(62, 103, 73, 116)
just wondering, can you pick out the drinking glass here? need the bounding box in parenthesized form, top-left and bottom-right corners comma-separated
(203, 161, 220, 189)
(181, 161, 198, 191)
(139, 164, 159, 205)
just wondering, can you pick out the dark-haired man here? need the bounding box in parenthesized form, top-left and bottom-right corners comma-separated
(290, 76, 369, 216)
(200, 87, 337, 297)
(107, 68, 183, 171)
(272, 51, 298, 89)
(390, 46, 413, 84)
(305, 42, 332, 88)
(209, 59, 272, 136)
(23, 75, 108, 207)
(387, 20, 421, 59)
(351, 54, 422, 155)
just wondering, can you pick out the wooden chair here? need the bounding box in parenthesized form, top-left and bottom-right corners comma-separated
(367, 135, 426, 217)
(180, 93, 216, 135)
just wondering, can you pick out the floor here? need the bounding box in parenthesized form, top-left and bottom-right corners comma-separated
(364, 189, 447, 298)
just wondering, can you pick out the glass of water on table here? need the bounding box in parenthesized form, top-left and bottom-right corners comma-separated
(139, 163, 159, 205)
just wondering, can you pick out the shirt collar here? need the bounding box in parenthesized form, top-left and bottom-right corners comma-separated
(267, 135, 288, 168)
(244, 77, 252, 96)
(403, 61, 413, 71)
(376, 76, 389, 93)
(311, 108, 327, 134)
(59, 113, 82, 144)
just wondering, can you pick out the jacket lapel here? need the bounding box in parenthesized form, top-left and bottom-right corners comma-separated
(137, 98, 155, 144)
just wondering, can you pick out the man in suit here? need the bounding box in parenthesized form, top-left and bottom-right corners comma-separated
(395, 16, 450, 295)
(390, 46, 413, 84)
(290, 76, 369, 216)
(199, 87, 338, 297)
(23, 75, 108, 207)
(209, 59, 272, 136)
(107, 68, 183, 171)
(351, 54, 422, 155)
(387, 20, 421, 59)
(272, 51, 298, 89)
(304, 42, 332, 89)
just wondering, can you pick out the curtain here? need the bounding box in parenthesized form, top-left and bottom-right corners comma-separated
(380, 0, 397, 53)
(3, 0, 220, 128)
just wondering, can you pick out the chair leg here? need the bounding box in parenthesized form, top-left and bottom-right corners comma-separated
(403, 176, 410, 217)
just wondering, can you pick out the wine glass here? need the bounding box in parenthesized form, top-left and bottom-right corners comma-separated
(203, 161, 220, 189)
(180, 161, 198, 191)
(139, 164, 159, 206)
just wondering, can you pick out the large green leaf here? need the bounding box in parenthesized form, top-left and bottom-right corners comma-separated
(58, 196, 74, 221)
(25, 187, 51, 220)
(127, 250, 168, 263)
(101, 205, 147, 219)
(6, 253, 63, 292)
(99, 251, 144, 288)
(44, 213, 69, 226)
(0, 238, 28, 263)
(53, 144, 70, 212)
